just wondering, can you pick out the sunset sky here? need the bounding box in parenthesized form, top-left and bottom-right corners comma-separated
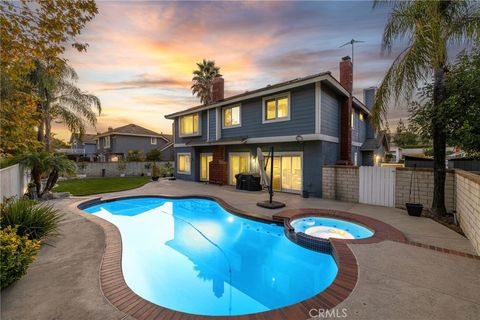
(57, 1, 407, 140)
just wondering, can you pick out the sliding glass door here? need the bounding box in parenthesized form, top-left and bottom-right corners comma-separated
(200, 153, 213, 181)
(229, 153, 250, 185)
(265, 154, 302, 193)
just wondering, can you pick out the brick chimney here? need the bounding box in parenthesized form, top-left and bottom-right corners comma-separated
(211, 77, 224, 103)
(209, 146, 227, 185)
(338, 56, 353, 165)
(108, 127, 113, 132)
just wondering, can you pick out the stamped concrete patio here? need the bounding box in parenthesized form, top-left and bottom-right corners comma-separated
(2, 179, 479, 320)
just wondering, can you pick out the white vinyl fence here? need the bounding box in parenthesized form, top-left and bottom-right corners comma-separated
(0, 164, 29, 201)
(359, 166, 396, 207)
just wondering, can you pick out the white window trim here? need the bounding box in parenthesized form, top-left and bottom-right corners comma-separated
(222, 104, 242, 129)
(177, 152, 191, 175)
(228, 152, 251, 185)
(150, 137, 157, 145)
(262, 92, 291, 124)
(104, 136, 110, 148)
(199, 153, 213, 182)
(178, 112, 201, 137)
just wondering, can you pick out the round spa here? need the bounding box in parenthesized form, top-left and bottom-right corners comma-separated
(290, 217, 374, 240)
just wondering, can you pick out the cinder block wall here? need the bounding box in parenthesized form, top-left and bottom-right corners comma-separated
(322, 166, 359, 202)
(455, 170, 480, 255)
(79, 161, 173, 177)
(395, 168, 455, 212)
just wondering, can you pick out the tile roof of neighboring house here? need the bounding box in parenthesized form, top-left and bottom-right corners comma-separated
(70, 133, 97, 144)
(96, 124, 170, 141)
(165, 71, 369, 119)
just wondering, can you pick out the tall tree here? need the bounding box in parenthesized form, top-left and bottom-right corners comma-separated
(0, 0, 98, 156)
(372, 1, 480, 216)
(29, 61, 101, 151)
(191, 59, 222, 105)
(410, 48, 480, 157)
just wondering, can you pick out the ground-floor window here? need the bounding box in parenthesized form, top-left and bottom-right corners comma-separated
(229, 152, 250, 185)
(200, 153, 213, 181)
(177, 153, 191, 174)
(265, 153, 302, 193)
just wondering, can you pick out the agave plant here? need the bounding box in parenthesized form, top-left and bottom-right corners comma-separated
(0, 199, 63, 241)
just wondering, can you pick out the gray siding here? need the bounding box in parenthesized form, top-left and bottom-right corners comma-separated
(176, 140, 341, 197)
(111, 135, 168, 156)
(352, 109, 366, 143)
(321, 86, 341, 137)
(208, 109, 216, 141)
(84, 143, 96, 156)
(221, 84, 315, 139)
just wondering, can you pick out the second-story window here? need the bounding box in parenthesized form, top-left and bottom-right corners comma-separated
(223, 105, 241, 128)
(104, 136, 110, 148)
(263, 93, 290, 123)
(151, 137, 157, 145)
(179, 113, 199, 136)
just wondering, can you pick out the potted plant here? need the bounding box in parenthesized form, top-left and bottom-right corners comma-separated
(117, 161, 127, 177)
(151, 163, 160, 181)
(406, 165, 423, 216)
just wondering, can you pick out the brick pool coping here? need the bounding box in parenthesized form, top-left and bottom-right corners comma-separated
(73, 194, 476, 320)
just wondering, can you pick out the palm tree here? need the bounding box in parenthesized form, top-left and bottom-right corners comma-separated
(191, 59, 222, 105)
(372, 1, 479, 216)
(29, 61, 101, 151)
(19, 152, 76, 196)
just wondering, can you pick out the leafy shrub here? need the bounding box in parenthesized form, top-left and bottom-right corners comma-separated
(163, 162, 174, 176)
(1, 199, 63, 241)
(0, 226, 40, 289)
(152, 163, 161, 177)
(146, 149, 161, 161)
(126, 150, 145, 162)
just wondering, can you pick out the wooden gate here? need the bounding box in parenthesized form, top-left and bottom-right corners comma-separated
(359, 166, 396, 207)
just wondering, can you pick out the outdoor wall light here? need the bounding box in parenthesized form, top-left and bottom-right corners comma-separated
(296, 135, 304, 143)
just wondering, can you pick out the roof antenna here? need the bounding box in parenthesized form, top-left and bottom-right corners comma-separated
(340, 39, 365, 81)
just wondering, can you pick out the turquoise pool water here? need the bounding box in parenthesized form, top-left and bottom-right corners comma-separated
(291, 217, 374, 240)
(83, 197, 338, 316)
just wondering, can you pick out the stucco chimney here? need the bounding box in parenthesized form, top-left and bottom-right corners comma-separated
(338, 56, 353, 165)
(211, 77, 224, 103)
(363, 87, 376, 111)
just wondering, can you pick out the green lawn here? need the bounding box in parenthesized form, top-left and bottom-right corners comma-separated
(53, 176, 151, 196)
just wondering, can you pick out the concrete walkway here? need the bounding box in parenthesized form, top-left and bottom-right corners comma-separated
(2, 179, 479, 320)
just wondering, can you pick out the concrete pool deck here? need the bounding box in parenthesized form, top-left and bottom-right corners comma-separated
(1, 179, 479, 320)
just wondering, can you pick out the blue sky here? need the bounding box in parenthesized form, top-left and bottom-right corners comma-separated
(58, 1, 407, 139)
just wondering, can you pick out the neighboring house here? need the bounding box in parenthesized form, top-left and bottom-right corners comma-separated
(361, 131, 389, 166)
(57, 133, 98, 161)
(96, 124, 173, 162)
(165, 56, 387, 197)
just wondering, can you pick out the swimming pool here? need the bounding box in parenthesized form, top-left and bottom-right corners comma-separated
(83, 197, 338, 316)
(290, 217, 374, 240)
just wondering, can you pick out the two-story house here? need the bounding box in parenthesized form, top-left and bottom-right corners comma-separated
(96, 124, 173, 162)
(165, 56, 387, 197)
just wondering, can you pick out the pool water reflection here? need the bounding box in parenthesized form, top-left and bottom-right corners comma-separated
(83, 197, 338, 316)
